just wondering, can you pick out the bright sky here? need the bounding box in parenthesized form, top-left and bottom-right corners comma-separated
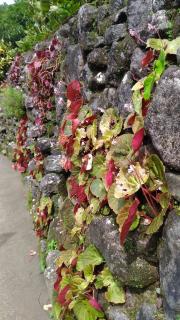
(0, 0, 15, 4)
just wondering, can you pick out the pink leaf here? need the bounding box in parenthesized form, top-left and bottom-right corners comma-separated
(120, 198, 140, 245)
(132, 128, 144, 152)
(88, 296, 102, 311)
(105, 160, 116, 188)
(57, 285, 71, 306)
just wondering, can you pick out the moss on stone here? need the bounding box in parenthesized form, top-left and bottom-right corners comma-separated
(98, 16, 113, 36)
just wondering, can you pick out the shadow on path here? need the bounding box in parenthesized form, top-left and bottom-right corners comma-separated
(0, 155, 49, 320)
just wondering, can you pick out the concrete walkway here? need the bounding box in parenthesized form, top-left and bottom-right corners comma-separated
(0, 155, 49, 320)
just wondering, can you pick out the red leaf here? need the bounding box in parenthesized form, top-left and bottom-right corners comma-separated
(57, 285, 71, 306)
(105, 160, 116, 188)
(74, 203, 80, 214)
(54, 275, 61, 292)
(64, 158, 72, 172)
(82, 115, 96, 126)
(132, 128, 144, 152)
(71, 257, 78, 268)
(72, 118, 79, 134)
(127, 114, 136, 126)
(67, 80, 82, 102)
(70, 99, 83, 117)
(141, 49, 154, 68)
(69, 178, 87, 204)
(88, 296, 102, 311)
(120, 198, 140, 245)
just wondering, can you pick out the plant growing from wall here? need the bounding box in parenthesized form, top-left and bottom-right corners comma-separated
(10, 35, 180, 320)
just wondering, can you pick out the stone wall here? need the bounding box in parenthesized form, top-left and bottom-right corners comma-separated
(0, 1, 180, 319)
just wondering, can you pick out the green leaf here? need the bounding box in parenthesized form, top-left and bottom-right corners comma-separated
(110, 134, 133, 165)
(39, 196, 53, 214)
(146, 209, 166, 234)
(90, 179, 106, 200)
(77, 245, 104, 271)
(101, 206, 110, 216)
(91, 154, 106, 178)
(132, 78, 145, 91)
(78, 105, 93, 122)
(132, 115, 144, 134)
(95, 267, 114, 289)
(89, 198, 100, 214)
(116, 201, 133, 231)
(87, 120, 98, 146)
(108, 183, 126, 214)
(130, 215, 140, 231)
(146, 154, 167, 192)
(132, 89, 142, 115)
(146, 38, 168, 51)
(114, 163, 149, 198)
(99, 108, 123, 141)
(52, 302, 62, 320)
(105, 282, 125, 304)
(154, 50, 166, 80)
(143, 73, 155, 100)
(159, 193, 170, 209)
(84, 265, 95, 283)
(73, 300, 104, 320)
(166, 37, 180, 55)
(73, 128, 86, 156)
(56, 249, 77, 268)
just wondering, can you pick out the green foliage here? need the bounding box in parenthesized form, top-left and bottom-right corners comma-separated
(0, 41, 14, 81)
(95, 267, 125, 304)
(0, 86, 25, 119)
(47, 239, 58, 253)
(73, 300, 104, 320)
(27, 191, 33, 211)
(77, 245, 104, 271)
(0, 0, 33, 47)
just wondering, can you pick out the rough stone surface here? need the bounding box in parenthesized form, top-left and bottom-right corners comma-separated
(107, 35, 136, 86)
(40, 173, 65, 196)
(36, 137, 52, 154)
(89, 87, 118, 112)
(159, 210, 180, 319)
(44, 250, 60, 300)
(79, 31, 104, 51)
(104, 24, 127, 45)
(117, 71, 134, 117)
(106, 307, 129, 320)
(136, 303, 157, 320)
(88, 216, 158, 288)
(54, 80, 66, 122)
(78, 4, 97, 34)
(151, 10, 169, 34)
(110, 0, 126, 12)
(27, 125, 45, 138)
(145, 66, 180, 171)
(127, 0, 154, 41)
(64, 44, 84, 82)
(152, 0, 180, 11)
(44, 155, 63, 174)
(87, 47, 108, 70)
(165, 172, 180, 202)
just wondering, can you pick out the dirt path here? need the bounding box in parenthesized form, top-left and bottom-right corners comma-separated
(0, 155, 49, 320)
